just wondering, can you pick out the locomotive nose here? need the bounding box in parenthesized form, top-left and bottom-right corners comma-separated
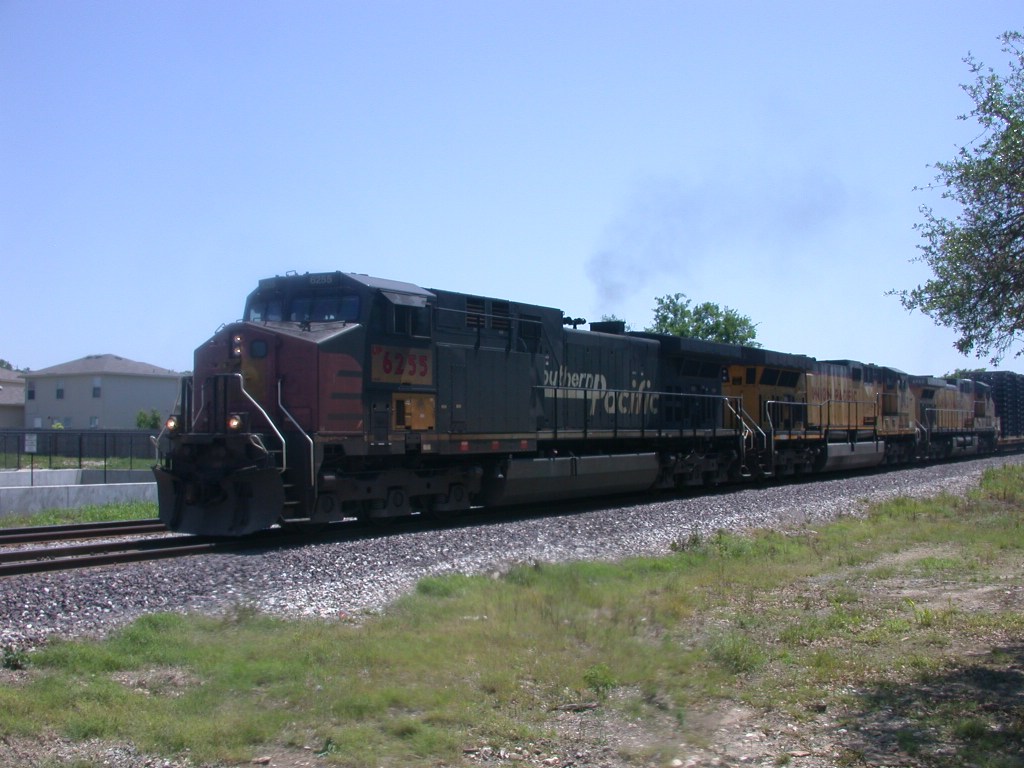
(154, 466, 285, 536)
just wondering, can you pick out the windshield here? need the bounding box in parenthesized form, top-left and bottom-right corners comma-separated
(247, 293, 361, 323)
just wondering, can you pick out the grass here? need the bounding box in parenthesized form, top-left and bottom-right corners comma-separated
(0, 455, 152, 471)
(0, 500, 157, 528)
(2, 464, 1024, 766)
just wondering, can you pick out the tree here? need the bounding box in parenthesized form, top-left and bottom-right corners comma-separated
(948, 368, 988, 378)
(136, 409, 162, 430)
(599, 314, 634, 331)
(897, 31, 1024, 364)
(646, 293, 760, 346)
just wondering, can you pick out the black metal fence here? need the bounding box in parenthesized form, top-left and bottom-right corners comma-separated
(0, 429, 160, 471)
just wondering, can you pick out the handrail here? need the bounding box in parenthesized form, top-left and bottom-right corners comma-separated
(922, 407, 975, 431)
(913, 419, 927, 443)
(229, 373, 287, 474)
(277, 379, 315, 487)
(192, 380, 208, 433)
(537, 385, 748, 441)
(151, 378, 187, 463)
(764, 399, 811, 436)
(726, 397, 769, 458)
(765, 396, 925, 439)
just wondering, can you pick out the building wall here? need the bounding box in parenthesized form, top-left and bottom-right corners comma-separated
(0, 405, 23, 429)
(0, 373, 25, 427)
(24, 373, 179, 429)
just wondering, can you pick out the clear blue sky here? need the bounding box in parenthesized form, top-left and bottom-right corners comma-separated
(2, 1, 1020, 375)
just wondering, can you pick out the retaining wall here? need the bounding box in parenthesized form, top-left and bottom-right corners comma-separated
(0, 469, 157, 518)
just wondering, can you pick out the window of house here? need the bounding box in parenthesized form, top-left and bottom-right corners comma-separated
(26, 384, 35, 401)
(92, 377, 102, 398)
(56, 381, 64, 400)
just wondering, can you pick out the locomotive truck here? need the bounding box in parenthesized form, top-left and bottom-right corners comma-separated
(154, 271, 1003, 536)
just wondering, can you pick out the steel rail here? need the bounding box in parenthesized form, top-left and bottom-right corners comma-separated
(0, 519, 167, 546)
(0, 534, 229, 578)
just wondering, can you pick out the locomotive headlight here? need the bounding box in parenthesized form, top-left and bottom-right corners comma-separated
(230, 334, 243, 358)
(227, 413, 246, 431)
(165, 415, 180, 432)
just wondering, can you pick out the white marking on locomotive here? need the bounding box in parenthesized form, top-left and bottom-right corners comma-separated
(542, 366, 659, 415)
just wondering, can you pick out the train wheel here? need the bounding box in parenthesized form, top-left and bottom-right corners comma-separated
(432, 483, 470, 516)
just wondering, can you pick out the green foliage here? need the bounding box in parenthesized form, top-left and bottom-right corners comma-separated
(135, 409, 162, 429)
(897, 31, 1024, 363)
(646, 293, 760, 346)
(582, 663, 617, 699)
(599, 313, 634, 331)
(2, 646, 28, 671)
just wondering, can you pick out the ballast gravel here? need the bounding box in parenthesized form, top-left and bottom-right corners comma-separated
(2, 455, 1022, 655)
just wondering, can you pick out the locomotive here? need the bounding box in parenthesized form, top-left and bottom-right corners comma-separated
(154, 270, 1010, 536)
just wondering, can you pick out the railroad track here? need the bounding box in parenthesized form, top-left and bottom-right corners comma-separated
(0, 519, 255, 577)
(0, 518, 168, 545)
(0, 518, 365, 577)
(0, 531, 236, 578)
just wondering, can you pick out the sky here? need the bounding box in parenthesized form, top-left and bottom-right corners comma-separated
(2, 1, 1021, 376)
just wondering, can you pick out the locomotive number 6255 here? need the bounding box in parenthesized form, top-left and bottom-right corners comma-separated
(371, 345, 433, 385)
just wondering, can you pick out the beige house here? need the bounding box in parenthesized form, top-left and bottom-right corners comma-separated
(23, 354, 182, 430)
(0, 368, 26, 428)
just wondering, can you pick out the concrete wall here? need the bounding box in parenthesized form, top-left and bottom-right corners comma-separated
(0, 469, 156, 519)
(0, 469, 154, 487)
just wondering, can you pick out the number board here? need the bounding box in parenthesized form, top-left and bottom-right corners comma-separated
(371, 346, 433, 385)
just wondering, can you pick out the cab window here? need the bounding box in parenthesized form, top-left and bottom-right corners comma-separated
(290, 295, 360, 322)
(247, 298, 283, 322)
(393, 304, 431, 337)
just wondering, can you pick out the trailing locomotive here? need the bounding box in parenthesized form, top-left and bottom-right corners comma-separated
(154, 271, 1012, 536)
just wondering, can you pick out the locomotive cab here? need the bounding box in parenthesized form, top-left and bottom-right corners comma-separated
(155, 271, 431, 535)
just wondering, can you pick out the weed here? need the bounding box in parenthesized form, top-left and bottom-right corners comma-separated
(895, 728, 922, 755)
(953, 717, 990, 741)
(908, 598, 933, 626)
(2, 645, 28, 671)
(708, 631, 765, 674)
(670, 530, 704, 552)
(583, 663, 617, 699)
